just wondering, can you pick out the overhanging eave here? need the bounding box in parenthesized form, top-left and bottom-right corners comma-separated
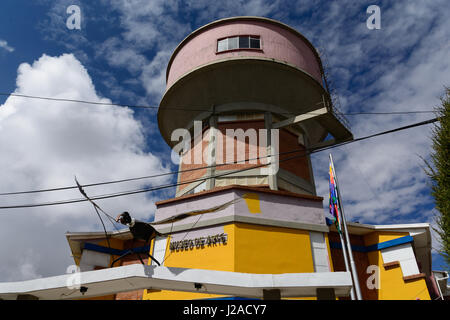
(0, 264, 353, 300)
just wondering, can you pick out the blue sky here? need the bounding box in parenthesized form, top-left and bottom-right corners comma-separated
(0, 0, 448, 281)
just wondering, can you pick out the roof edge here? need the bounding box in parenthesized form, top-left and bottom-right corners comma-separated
(155, 184, 323, 206)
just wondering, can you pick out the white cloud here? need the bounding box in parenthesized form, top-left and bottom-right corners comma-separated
(104, 0, 448, 254)
(140, 50, 172, 101)
(27, 0, 448, 274)
(298, 1, 449, 256)
(100, 0, 282, 102)
(0, 53, 171, 281)
(97, 37, 149, 74)
(0, 39, 14, 52)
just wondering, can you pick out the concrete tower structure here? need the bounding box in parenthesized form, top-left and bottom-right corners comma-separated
(160, 16, 352, 197)
(58, 17, 434, 301)
(144, 16, 354, 299)
(140, 17, 432, 300)
(0, 17, 438, 301)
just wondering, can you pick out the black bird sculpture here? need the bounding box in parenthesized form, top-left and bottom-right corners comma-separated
(111, 211, 162, 267)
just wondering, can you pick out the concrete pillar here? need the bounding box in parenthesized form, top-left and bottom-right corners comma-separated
(262, 289, 281, 300)
(205, 115, 217, 190)
(316, 288, 336, 300)
(264, 112, 278, 190)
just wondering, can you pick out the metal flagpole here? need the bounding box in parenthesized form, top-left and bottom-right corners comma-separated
(338, 222, 356, 300)
(329, 154, 363, 300)
(329, 155, 355, 300)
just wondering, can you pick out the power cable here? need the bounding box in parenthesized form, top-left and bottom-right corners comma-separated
(0, 152, 302, 209)
(0, 116, 438, 210)
(0, 92, 436, 115)
(0, 147, 295, 196)
(0, 116, 440, 197)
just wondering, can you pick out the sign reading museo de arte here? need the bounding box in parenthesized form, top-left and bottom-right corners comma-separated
(169, 233, 228, 251)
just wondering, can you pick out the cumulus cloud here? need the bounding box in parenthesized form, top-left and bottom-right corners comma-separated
(0, 53, 170, 281)
(97, 37, 149, 75)
(97, 0, 283, 103)
(140, 50, 172, 101)
(105, 0, 447, 251)
(306, 1, 449, 258)
(32, 0, 448, 270)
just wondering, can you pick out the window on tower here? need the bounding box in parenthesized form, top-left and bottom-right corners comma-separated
(217, 36, 261, 53)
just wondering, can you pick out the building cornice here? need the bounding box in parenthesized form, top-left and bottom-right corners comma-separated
(156, 184, 323, 206)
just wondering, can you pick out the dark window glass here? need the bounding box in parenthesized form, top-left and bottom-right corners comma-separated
(239, 36, 249, 48)
(217, 36, 260, 52)
(250, 37, 260, 49)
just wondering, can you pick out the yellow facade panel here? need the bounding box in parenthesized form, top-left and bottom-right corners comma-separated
(144, 223, 316, 300)
(363, 231, 409, 247)
(234, 223, 314, 274)
(367, 250, 430, 300)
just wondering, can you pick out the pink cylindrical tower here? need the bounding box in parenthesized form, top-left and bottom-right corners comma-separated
(159, 16, 352, 197)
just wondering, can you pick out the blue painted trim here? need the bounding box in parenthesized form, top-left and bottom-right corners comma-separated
(329, 242, 366, 252)
(329, 235, 413, 253)
(366, 235, 413, 251)
(83, 242, 150, 256)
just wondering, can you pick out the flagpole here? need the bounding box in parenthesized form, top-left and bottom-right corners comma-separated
(328, 155, 355, 300)
(330, 154, 363, 300)
(338, 223, 356, 300)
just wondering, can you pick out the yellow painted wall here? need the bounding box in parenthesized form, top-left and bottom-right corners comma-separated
(366, 250, 430, 300)
(233, 223, 314, 274)
(364, 231, 409, 247)
(78, 228, 433, 300)
(144, 224, 235, 300)
(144, 223, 315, 300)
(160, 225, 235, 271)
(364, 232, 430, 300)
(324, 233, 334, 272)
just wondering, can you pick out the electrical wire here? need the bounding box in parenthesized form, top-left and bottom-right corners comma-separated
(75, 177, 113, 250)
(0, 116, 439, 210)
(0, 152, 303, 209)
(161, 212, 204, 264)
(0, 92, 436, 115)
(0, 147, 296, 196)
(0, 116, 441, 198)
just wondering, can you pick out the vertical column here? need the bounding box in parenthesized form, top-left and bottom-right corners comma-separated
(175, 161, 183, 196)
(151, 236, 168, 266)
(264, 112, 278, 190)
(302, 130, 317, 195)
(316, 288, 336, 300)
(309, 232, 331, 272)
(205, 115, 217, 190)
(262, 289, 281, 300)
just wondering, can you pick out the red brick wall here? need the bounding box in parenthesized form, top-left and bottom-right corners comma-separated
(177, 120, 313, 190)
(278, 129, 310, 182)
(114, 239, 149, 300)
(216, 120, 267, 171)
(178, 129, 209, 191)
(328, 232, 378, 300)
